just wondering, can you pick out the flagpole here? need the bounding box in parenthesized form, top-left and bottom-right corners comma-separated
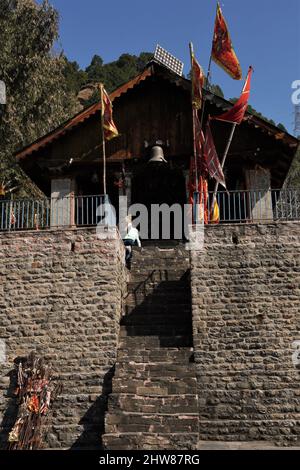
(199, 55, 212, 131)
(212, 122, 237, 202)
(212, 67, 252, 202)
(99, 83, 107, 196)
(189, 43, 198, 188)
(189, 42, 199, 223)
(199, 2, 218, 131)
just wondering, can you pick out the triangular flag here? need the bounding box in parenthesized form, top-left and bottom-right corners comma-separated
(212, 3, 242, 80)
(100, 85, 119, 141)
(214, 67, 253, 124)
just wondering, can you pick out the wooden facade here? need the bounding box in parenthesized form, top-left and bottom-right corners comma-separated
(16, 62, 299, 205)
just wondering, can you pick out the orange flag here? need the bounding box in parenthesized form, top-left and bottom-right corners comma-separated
(100, 85, 119, 141)
(191, 52, 205, 110)
(212, 3, 242, 80)
(213, 66, 253, 124)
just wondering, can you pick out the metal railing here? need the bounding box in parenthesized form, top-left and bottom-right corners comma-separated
(1, 190, 300, 232)
(208, 189, 300, 223)
(0, 195, 106, 231)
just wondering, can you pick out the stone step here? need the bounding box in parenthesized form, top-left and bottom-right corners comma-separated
(105, 411, 199, 434)
(119, 334, 193, 349)
(120, 313, 191, 326)
(131, 255, 189, 265)
(131, 247, 188, 255)
(124, 304, 191, 316)
(125, 289, 191, 304)
(102, 432, 198, 450)
(108, 393, 198, 414)
(127, 280, 190, 291)
(129, 271, 189, 282)
(117, 348, 194, 363)
(119, 324, 192, 338)
(112, 376, 197, 395)
(114, 362, 195, 379)
(125, 294, 191, 311)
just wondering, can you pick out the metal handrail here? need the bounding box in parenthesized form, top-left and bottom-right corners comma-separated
(1, 189, 300, 232)
(0, 195, 107, 231)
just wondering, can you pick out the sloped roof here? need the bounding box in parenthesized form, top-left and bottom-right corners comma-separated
(15, 61, 298, 161)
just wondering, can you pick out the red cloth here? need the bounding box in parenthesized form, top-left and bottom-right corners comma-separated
(193, 109, 207, 177)
(191, 53, 205, 110)
(212, 3, 242, 80)
(214, 67, 253, 124)
(204, 120, 226, 189)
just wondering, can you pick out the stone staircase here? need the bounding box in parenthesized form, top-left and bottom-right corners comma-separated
(102, 243, 199, 450)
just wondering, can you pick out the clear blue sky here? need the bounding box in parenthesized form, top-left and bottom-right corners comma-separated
(49, 0, 300, 134)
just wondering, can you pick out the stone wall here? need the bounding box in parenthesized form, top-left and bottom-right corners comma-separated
(191, 223, 300, 445)
(0, 228, 125, 449)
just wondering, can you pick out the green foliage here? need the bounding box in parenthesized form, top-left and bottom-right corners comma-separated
(210, 84, 224, 98)
(277, 123, 287, 132)
(0, 0, 78, 196)
(63, 58, 88, 95)
(0, 1, 292, 195)
(85, 55, 105, 82)
(84, 52, 153, 93)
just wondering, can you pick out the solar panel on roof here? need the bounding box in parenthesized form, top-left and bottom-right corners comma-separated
(154, 45, 184, 77)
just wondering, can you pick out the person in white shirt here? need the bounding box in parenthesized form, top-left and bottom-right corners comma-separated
(123, 219, 141, 266)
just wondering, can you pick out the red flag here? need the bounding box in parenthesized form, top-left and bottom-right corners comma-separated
(188, 159, 208, 225)
(213, 66, 253, 124)
(212, 3, 242, 80)
(193, 108, 210, 183)
(191, 53, 205, 110)
(199, 177, 209, 225)
(101, 85, 119, 141)
(204, 120, 226, 189)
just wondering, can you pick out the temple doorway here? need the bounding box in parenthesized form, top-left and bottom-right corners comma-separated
(131, 162, 186, 240)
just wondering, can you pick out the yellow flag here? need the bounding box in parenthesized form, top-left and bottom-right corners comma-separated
(210, 199, 220, 224)
(100, 84, 119, 141)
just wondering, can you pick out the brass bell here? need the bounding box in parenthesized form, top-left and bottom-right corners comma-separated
(148, 146, 167, 163)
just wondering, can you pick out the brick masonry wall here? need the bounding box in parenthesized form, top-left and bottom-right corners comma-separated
(0, 228, 125, 449)
(191, 223, 300, 445)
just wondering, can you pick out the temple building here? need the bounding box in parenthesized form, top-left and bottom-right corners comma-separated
(15, 61, 299, 231)
(2, 60, 300, 451)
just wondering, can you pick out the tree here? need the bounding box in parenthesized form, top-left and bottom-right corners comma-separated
(210, 84, 224, 98)
(85, 54, 104, 82)
(63, 58, 88, 95)
(84, 52, 153, 96)
(0, 0, 77, 196)
(277, 123, 287, 132)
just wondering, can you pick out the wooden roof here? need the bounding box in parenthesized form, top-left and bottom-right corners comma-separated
(15, 61, 298, 163)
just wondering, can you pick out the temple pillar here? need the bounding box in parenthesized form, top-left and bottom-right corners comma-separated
(50, 178, 76, 228)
